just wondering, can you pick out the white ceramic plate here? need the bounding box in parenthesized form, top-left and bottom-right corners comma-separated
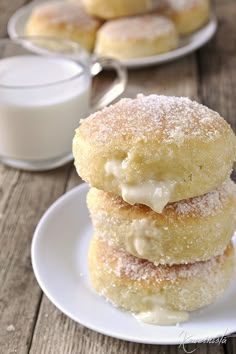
(8, 0, 217, 69)
(31, 183, 236, 344)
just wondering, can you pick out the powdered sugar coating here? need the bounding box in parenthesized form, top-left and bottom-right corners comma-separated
(79, 94, 230, 145)
(89, 179, 236, 219)
(32, 1, 100, 29)
(97, 15, 176, 40)
(98, 236, 232, 283)
(169, 178, 236, 217)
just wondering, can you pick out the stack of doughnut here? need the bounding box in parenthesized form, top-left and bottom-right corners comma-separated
(73, 94, 236, 325)
(25, 0, 211, 58)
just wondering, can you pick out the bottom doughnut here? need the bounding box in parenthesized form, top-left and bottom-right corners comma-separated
(88, 236, 235, 325)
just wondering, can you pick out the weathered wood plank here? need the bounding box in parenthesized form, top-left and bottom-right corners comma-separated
(125, 56, 199, 100)
(197, 0, 236, 351)
(225, 337, 236, 354)
(197, 0, 236, 131)
(0, 0, 30, 37)
(0, 164, 72, 354)
(0, 1, 74, 351)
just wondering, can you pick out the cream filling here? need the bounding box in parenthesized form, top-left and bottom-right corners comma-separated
(126, 219, 160, 257)
(105, 159, 175, 213)
(134, 307, 189, 325)
(105, 159, 124, 180)
(121, 180, 175, 213)
(133, 295, 189, 325)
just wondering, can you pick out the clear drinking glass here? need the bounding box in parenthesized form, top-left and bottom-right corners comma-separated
(0, 37, 127, 171)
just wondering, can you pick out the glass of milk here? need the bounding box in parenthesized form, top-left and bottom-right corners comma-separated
(0, 37, 127, 171)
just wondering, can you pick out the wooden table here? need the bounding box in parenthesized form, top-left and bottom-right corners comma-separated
(0, 0, 236, 353)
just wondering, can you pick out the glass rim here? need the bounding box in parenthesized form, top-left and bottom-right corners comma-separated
(0, 36, 90, 90)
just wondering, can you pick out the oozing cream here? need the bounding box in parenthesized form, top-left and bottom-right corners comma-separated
(125, 219, 160, 257)
(121, 180, 175, 213)
(105, 159, 176, 213)
(133, 295, 189, 325)
(134, 306, 189, 325)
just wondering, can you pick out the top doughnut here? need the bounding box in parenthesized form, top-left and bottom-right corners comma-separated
(73, 94, 236, 212)
(81, 0, 166, 19)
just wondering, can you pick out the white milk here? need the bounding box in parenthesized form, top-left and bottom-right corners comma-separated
(0, 55, 90, 161)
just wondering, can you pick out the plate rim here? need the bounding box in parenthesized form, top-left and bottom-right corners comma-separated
(31, 183, 236, 345)
(7, 2, 218, 69)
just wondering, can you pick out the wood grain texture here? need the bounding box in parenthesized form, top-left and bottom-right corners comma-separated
(0, 0, 29, 37)
(225, 337, 236, 354)
(0, 165, 72, 354)
(197, 0, 236, 131)
(197, 0, 236, 348)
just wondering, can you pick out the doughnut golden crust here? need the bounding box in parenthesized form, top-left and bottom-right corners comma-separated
(81, 0, 166, 19)
(163, 0, 210, 35)
(95, 15, 178, 60)
(25, 1, 101, 52)
(89, 236, 235, 321)
(87, 179, 236, 265)
(73, 95, 236, 213)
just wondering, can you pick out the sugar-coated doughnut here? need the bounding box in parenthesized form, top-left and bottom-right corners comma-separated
(81, 0, 166, 20)
(25, 1, 101, 52)
(95, 15, 178, 60)
(89, 236, 235, 325)
(87, 179, 236, 265)
(163, 0, 210, 35)
(73, 94, 236, 213)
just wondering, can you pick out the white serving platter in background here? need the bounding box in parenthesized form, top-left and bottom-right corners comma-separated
(8, 0, 217, 69)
